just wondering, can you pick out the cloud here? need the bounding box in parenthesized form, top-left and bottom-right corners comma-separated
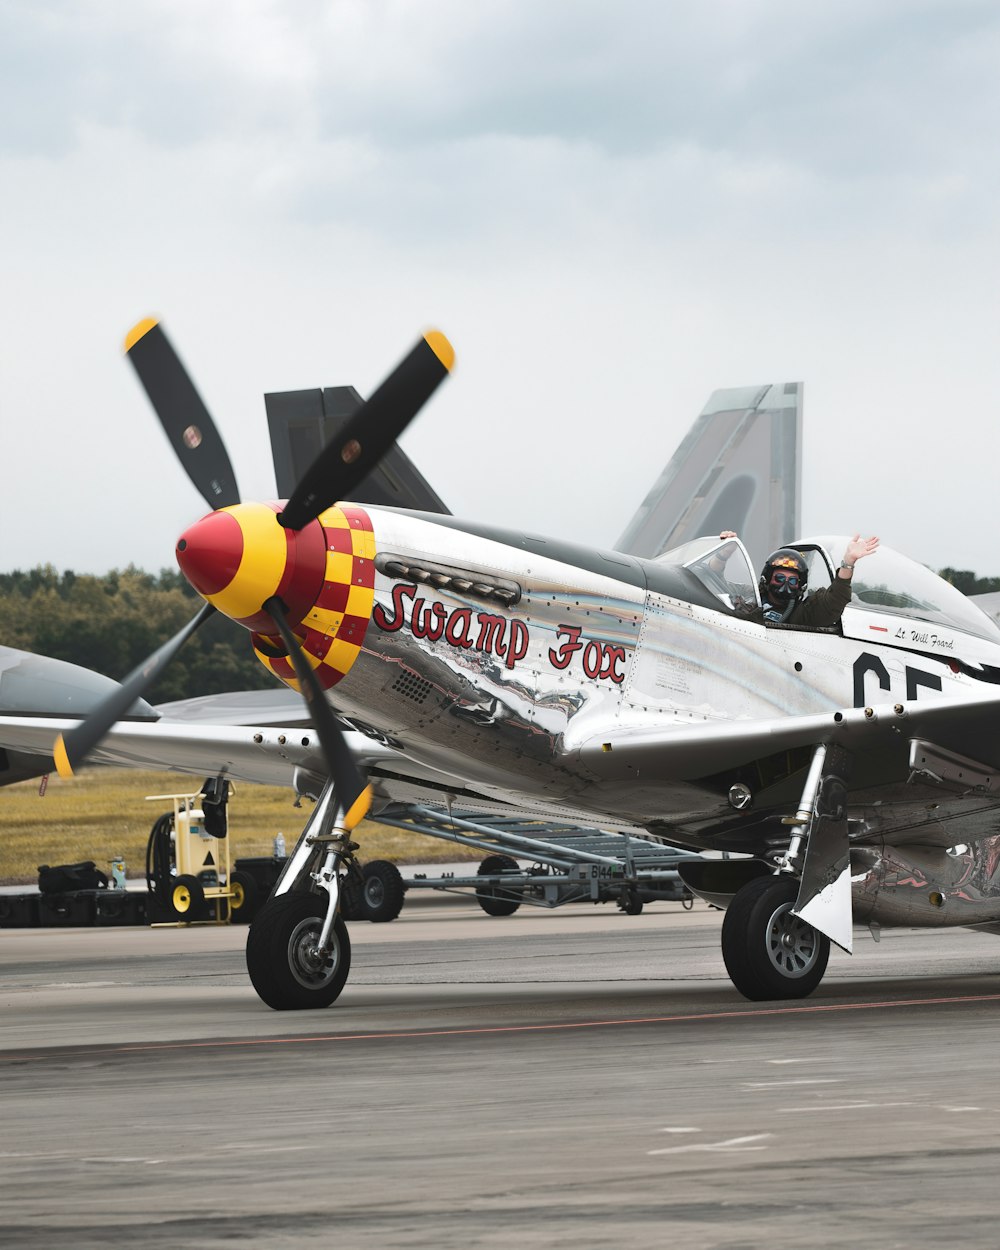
(8, 2, 1000, 170)
(1, 1, 1000, 577)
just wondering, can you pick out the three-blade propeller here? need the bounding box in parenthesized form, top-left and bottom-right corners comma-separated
(53, 319, 454, 830)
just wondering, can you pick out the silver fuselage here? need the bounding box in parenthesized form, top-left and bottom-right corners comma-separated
(313, 510, 1000, 931)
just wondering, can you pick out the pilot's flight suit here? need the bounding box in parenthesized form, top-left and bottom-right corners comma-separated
(740, 573, 853, 628)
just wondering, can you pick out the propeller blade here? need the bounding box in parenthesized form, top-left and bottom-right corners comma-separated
(53, 602, 217, 778)
(125, 318, 241, 510)
(264, 596, 372, 830)
(279, 331, 454, 531)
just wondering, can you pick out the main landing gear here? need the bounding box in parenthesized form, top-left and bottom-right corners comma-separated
(245, 780, 358, 1011)
(718, 742, 850, 1001)
(247, 893, 351, 1010)
(721, 875, 829, 1000)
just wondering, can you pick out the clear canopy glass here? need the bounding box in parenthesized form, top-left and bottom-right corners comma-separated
(804, 535, 1000, 643)
(658, 535, 759, 611)
(659, 533, 1000, 642)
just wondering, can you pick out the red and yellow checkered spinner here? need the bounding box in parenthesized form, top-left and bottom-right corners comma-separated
(175, 501, 376, 694)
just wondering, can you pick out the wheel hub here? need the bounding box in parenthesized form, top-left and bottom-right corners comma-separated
(288, 917, 339, 989)
(766, 902, 820, 978)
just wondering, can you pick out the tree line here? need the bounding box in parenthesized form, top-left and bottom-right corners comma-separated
(938, 569, 1000, 596)
(1, 566, 278, 704)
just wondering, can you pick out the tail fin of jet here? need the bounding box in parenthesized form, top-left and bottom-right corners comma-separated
(614, 383, 802, 570)
(265, 385, 450, 514)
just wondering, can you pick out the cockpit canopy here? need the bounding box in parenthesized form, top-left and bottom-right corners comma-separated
(659, 533, 1000, 646)
(656, 535, 761, 612)
(809, 534, 1000, 645)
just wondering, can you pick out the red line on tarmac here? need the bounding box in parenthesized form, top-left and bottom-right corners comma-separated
(5, 990, 1000, 1064)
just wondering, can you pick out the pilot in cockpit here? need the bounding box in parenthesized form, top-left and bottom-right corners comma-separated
(735, 532, 880, 626)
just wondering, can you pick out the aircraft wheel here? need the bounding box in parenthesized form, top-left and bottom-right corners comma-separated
(169, 874, 205, 922)
(360, 860, 405, 923)
(228, 870, 259, 925)
(721, 875, 829, 1001)
(475, 854, 523, 916)
(339, 862, 364, 921)
(246, 891, 351, 1010)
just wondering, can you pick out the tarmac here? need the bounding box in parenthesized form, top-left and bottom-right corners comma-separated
(4, 892, 1000, 1247)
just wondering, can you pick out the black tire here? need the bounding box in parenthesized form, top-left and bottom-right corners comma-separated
(340, 862, 364, 922)
(722, 875, 830, 1001)
(617, 889, 644, 916)
(360, 861, 405, 923)
(169, 874, 205, 922)
(246, 891, 351, 1010)
(475, 854, 523, 917)
(228, 870, 259, 925)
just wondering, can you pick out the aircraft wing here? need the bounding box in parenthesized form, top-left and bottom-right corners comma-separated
(0, 647, 161, 788)
(153, 689, 312, 726)
(0, 712, 660, 831)
(0, 714, 463, 795)
(577, 691, 1000, 842)
(0, 714, 323, 788)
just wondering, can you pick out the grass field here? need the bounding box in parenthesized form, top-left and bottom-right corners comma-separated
(0, 767, 478, 885)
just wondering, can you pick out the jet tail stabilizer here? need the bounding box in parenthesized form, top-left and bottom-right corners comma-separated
(615, 382, 802, 571)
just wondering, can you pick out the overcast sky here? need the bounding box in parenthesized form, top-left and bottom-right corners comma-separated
(2, 0, 998, 577)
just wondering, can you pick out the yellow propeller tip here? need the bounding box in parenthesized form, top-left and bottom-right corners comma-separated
(124, 317, 159, 353)
(53, 735, 74, 780)
(424, 330, 455, 374)
(343, 784, 374, 832)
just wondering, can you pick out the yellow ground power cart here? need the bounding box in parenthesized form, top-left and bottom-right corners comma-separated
(144, 778, 256, 924)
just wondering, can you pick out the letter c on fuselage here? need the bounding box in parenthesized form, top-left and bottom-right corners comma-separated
(853, 652, 891, 708)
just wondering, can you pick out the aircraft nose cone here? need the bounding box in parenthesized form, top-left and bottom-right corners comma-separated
(175, 502, 329, 634)
(176, 510, 243, 597)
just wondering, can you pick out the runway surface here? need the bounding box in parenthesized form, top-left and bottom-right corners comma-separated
(3, 894, 1000, 1248)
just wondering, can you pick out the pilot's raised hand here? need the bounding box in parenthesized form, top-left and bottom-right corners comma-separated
(840, 533, 879, 578)
(709, 530, 740, 574)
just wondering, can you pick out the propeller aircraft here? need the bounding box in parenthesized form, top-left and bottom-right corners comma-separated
(10, 318, 1000, 1013)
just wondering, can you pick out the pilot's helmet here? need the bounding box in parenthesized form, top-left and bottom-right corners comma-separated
(760, 548, 808, 603)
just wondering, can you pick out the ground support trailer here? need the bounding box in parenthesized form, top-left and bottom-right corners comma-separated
(370, 804, 700, 918)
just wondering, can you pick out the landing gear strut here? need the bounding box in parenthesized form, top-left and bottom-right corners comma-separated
(720, 742, 851, 1000)
(245, 779, 358, 1010)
